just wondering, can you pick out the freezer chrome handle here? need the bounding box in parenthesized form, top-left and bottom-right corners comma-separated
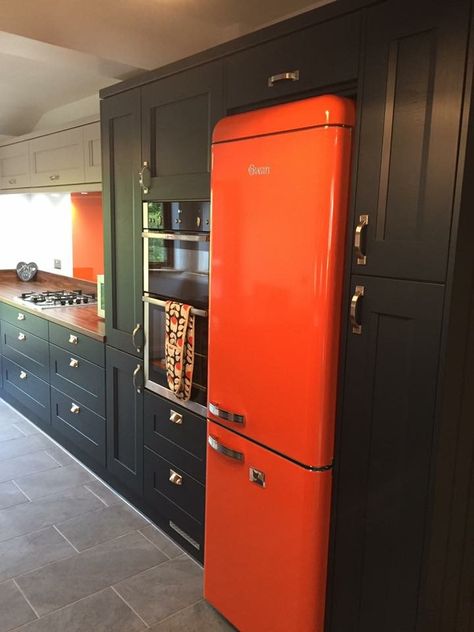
(208, 435, 244, 462)
(268, 70, 300, 87)
(354, 214, 369, 265)
(350, 285, 365, 335)
(208, 402, 244, 425)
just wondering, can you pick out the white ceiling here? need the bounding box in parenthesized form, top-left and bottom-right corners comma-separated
(0, 0, 335, 137)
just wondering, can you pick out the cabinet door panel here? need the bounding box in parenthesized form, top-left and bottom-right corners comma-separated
(101, 90, 143, 356)
(29, 128, 84, 186)
(0, 142, 30, 189)
(141, 62, 224, 200)
(352, 0, 469, 281)
(328, 276, 444, 631)
(106, 346, 144, 495)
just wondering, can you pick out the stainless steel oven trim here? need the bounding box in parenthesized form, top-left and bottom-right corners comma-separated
(143, 295, 208, 318)
(142, 230, 209, 242)
(142, 297, 207, 418)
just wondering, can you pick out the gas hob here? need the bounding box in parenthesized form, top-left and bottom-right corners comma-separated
(18, 290, 97, 309)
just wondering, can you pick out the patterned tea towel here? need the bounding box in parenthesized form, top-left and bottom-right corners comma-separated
(165, 301, 195, 401)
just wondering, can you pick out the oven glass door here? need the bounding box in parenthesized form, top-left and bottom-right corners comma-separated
(143, 232, 209, 308)
(144, 296, 208, 413)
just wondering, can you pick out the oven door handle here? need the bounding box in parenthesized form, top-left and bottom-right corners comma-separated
(142, 295, 208, 318)
(142, 230, 209, 242)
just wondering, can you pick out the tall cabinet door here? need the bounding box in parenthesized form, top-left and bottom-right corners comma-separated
(328, 276, 444, 632)
(140, 61, 224, 200)
(101, 89, 144, 357)
(351, 0, 469, 282)
(106, 346, 144, 495)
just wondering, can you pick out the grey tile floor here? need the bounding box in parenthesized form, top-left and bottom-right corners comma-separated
(0, 398, 233, 632)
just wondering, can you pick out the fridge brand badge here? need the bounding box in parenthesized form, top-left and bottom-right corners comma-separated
(248, 164, 271, 176)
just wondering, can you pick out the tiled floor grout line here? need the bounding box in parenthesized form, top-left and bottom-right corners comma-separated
(52, 524, 80, 553)
(44, 450, 66, 467)
(110, 585, 151, 628)
(152, 598, 205, 627)
(83, 483, 110, 507)
(10, 478, 32, 502)
(10, 424, 28, 438)
(138, 529, 175, 559)
(12, 577, 41, 620)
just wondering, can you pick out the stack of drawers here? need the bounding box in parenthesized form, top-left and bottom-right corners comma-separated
(143, 391, 206, 559)
(50, 323, 106, 466)
(1, 304, 50, 426)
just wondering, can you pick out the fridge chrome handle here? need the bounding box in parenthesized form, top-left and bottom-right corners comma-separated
(268, 70, 300, 87)
(354, 214, 369, 265)
(350, 285, 365, 335)
(208, 435, 244, 462)
(208, 402, 245, 425)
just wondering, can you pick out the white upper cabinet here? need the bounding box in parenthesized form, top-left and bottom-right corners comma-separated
(83, 122, 101, 182)
(0, 121, 102, 191)
(29, 127, 85, 186)
(0, 142, 30, 189)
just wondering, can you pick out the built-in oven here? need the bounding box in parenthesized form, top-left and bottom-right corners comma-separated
(142, 201, 210, 416)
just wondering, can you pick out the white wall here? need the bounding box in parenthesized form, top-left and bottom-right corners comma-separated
(0, 193, 73, 276)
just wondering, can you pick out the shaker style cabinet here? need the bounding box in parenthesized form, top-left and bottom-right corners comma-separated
(140, 61, 225, 200)
(351, 0, 470, 283)
(225, 12, 361, 110)
(29, 127, 85, 186)
(328, 277, 444, 631)
(106, 346, 144, 495)
(101, 89, 144, 357)
(0, 142, 30, 189)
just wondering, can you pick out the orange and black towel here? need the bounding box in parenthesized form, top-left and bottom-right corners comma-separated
(164, 301, 195, 401)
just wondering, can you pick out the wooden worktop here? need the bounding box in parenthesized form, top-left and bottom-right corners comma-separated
(0, 270, 105, 342)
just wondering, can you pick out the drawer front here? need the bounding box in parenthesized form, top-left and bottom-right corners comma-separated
(226, 12, 361, 110)
(144, 392, 206, 482)
(144, 446, 205, 522)
(51, 387, 106, 466)
(49, 323, 105, 367)
(2, 322, 49, 380)
(50, 345, 105, 416)
(2, 357, 50, 423)
(1, 303, 48, 338)
(144, 447, 204, 555)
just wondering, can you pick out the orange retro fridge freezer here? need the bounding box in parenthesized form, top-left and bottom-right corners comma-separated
(204, 95, 355, 631)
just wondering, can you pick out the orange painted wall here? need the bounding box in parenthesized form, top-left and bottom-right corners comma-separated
(71, 192, 104, 281)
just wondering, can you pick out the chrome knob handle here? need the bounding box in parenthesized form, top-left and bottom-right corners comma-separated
(68, 334, 78, 345)
(69, 358, 79, 368)
(70, 403, 80, 414)
(17, 332, 26, 341)
(169, 470, 183, 486)
(19, 370, 27, 380)
(8, 178, 16, 185)
(17, 313, 25, 321)
(169, 410, 183, 425)
(49, 174, 60, 181)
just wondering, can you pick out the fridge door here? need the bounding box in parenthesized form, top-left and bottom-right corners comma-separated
(208, 119, 352, 466)
(204, 421, 332, 632)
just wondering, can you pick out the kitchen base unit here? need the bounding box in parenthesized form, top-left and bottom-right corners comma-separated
(205, 422, 332, 632)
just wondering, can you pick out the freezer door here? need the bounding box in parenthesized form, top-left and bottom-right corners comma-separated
(204, 421, 332, 632)
(208, 123, 352, 467)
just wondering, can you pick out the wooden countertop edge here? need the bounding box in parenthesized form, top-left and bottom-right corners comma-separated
(0, 295, 106, 342)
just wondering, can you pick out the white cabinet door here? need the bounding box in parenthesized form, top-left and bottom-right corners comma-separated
(0, 142, 30, 189)
(29, 127, 85, 186)
(83, 122, 101, 182)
